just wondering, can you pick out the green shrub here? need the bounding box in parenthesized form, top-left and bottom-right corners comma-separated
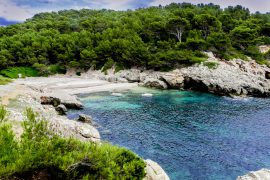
(33, 63, 66, 76)
(0, 108, 146, 179)
(0, 105, 8, 123)
(0, 76, 12, 85)
(203, 62, 219, 69)
(0, 67, 38, 79)
(102, 58, 115, 73)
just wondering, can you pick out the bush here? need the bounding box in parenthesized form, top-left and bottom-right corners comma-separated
(102, 58, 115, 73)
(0, 67, 38, 78)
(203, 62, 219, 69)
(0, 76, 12, 85)
(33, 63, 66, 76)
(0, 107, 146, 179)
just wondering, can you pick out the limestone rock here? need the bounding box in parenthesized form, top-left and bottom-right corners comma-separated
(75, 123, 100, 141)
(119, 69, 141, 82)
(55, 104, 67, 115)
(143, 78, 168, 89)
(40, 96, 61, 107)
(180, 59, 270, 97)
(237, 169, 270, 180)
(144, 159, 170, 180)
(161, 73, 184, 89)
(43, 91, 84, 110)
(77, 114, 93, 124)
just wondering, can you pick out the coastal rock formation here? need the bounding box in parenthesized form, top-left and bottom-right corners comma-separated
(143, 78, 168, 89)
(55, 104, 67, 115)
(119, 69, 141, 82)
(161, 71, 184, 89)
(181, 59, 270, 97)
(237, 169, 270, 180)
(144, 159, 170, 180)
(43, 92, 84, 109)
(77, 114, 94, 124)
(40, 96, 61, 107)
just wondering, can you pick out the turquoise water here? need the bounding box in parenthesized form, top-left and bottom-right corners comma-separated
(69, 88, 270, 180)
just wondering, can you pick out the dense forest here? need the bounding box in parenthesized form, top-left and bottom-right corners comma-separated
(0, 3, 270, 74)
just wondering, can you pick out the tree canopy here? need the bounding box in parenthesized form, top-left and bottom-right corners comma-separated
(0, 3, 269, 72)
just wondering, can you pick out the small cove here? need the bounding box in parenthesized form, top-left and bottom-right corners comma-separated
(68, 87, 270, 180)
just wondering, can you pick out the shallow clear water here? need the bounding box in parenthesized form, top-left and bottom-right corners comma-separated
(69, 88, 270, 180)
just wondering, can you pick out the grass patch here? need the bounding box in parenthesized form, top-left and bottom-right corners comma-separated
(0, 67, 38, 79)
(0, 76, 12, 85)
(0, 107, 146, 179)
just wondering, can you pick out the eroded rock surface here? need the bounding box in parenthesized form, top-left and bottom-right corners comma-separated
(237, 169, 270, 180)
(144, 159, 170, 180)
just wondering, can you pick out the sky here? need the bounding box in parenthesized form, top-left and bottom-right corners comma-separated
(0, 0, 270, 26)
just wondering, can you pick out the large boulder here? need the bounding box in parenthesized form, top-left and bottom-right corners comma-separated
(75, 123, 100, 141)
(119, 69, 141, 82)
(43, 92, 84, 110)
(40, 96, 61, 107)
(143, 78, 168, 89)
(161, 71, 184, 89)
(237, 169, 270, 180)
(55, 104, 67, 115)
(144, 159, 170, 180)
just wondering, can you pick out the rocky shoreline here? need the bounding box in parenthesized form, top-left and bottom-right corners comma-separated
(0, 78, 169, 180)
(86, 52, 270, 98)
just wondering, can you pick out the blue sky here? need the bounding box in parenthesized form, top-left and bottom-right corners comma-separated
(1, 0, 270, 26)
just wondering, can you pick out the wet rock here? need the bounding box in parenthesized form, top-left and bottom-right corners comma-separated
(144, 159, 170, 180)
(77, 114, 93, 124)
(55, 104, 67, 115)
(143, 78, 168, 89)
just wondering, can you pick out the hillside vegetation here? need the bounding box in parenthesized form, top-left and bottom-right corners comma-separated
(0, 107, 146, 179)
(0, 3, 270, 73)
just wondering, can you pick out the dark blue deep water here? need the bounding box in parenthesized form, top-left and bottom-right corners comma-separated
(69, 88, 270, 180)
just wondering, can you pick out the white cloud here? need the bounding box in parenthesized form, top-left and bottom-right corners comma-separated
(149, 0, 270, 13)
(0, 0, 34, 21)
(83, 0, 134, 10)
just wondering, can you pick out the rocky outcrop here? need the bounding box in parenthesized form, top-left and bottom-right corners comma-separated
(40, 96, 60, 107)
(55, 104, 67, 115)
(77, 114, 93, 124)
(143, 78, 168, 89)
(237, 169, 270, 180)
(161, 70, 184, 89)
(119, 69, 141, 82)
(181, 59, 270, 97)
(42, 92, 84, 110)
(144, 159, 170, 180)
(259, 45, 270, 54)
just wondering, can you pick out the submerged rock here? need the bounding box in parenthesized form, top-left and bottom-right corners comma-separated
(144, 159, 170, 180)
(237, 169, 270, 180)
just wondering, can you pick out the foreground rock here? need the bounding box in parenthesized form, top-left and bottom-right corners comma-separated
(237, 169, 270, 180)
(144, 159, 170, 180)
(55, 104, 67, 115)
